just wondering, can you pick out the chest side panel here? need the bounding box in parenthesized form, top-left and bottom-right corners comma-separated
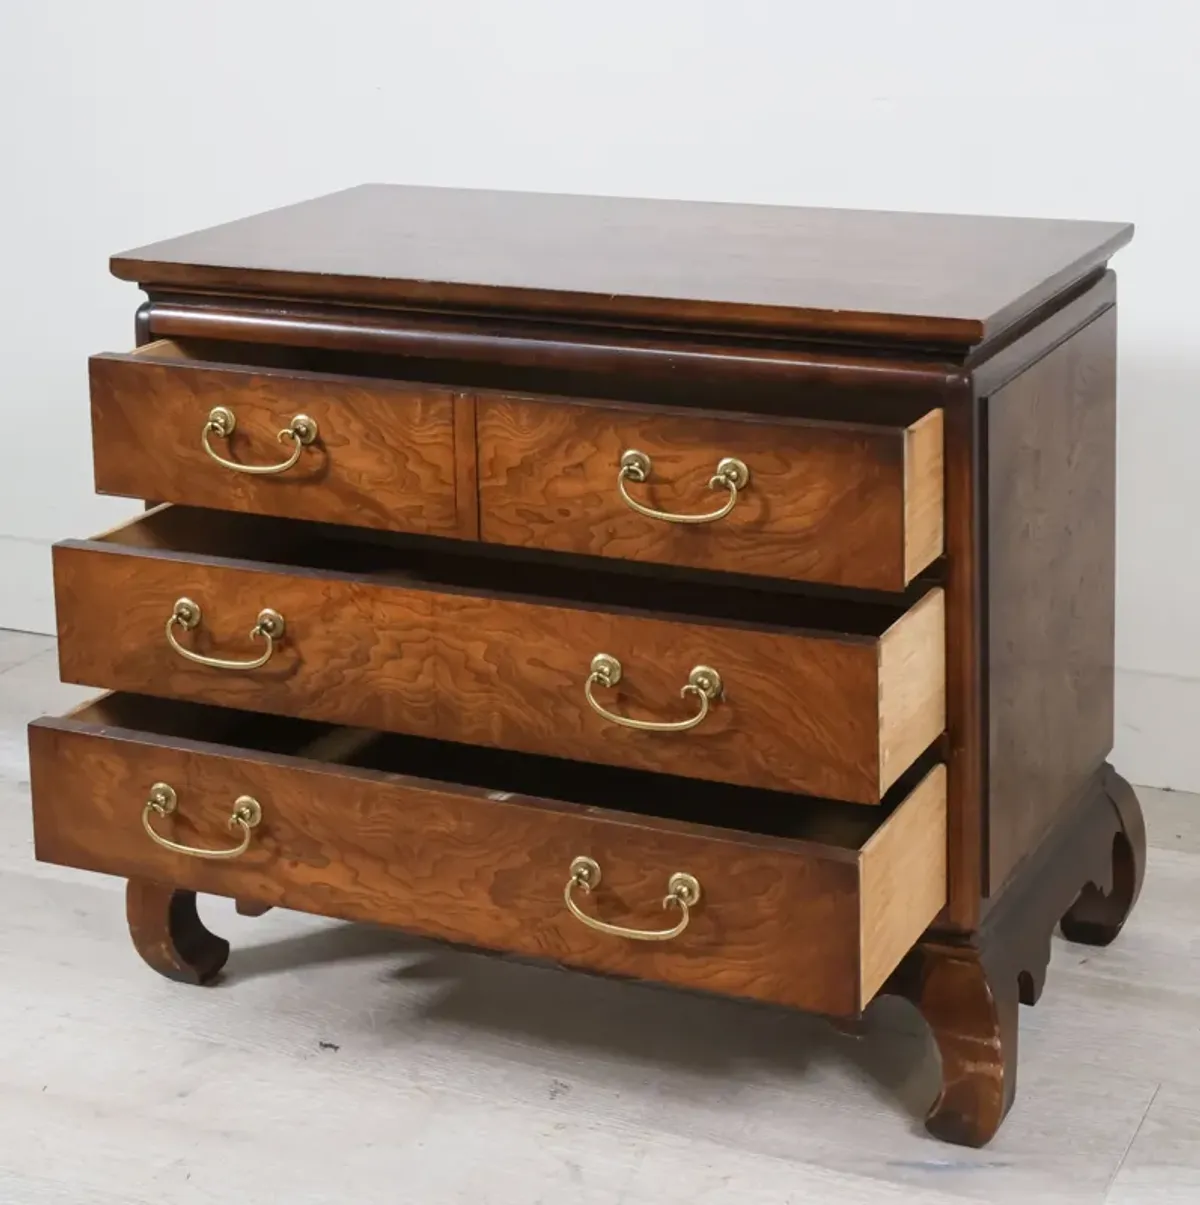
(986, 307, 1117, 892)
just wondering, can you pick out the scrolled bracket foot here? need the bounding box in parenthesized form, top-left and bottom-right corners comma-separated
(126, 879, 229, 985)
(1060, 767, 1146, 947)
(888, 943, 1019, 1147)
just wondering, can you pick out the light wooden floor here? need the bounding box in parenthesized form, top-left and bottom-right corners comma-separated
(1, 630, 1197, 1204)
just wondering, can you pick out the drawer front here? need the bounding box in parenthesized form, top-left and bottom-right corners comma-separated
(53, 520, 440, 739)
(90, 341, 476, 537)
(438, 587, 945, 803)
(29, 698, 948, 1015)
(53, 510, 945, 804)
(478, 396, 944, 590)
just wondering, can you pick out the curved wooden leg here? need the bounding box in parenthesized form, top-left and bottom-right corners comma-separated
(885, 764, 1145, 1146)
(890, 943, 1019, 1147)
(1060, 767, 1146, 947)
(126, 879, 229, 985)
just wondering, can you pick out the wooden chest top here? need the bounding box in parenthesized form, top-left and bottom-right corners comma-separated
(112, 184, 1131, 348)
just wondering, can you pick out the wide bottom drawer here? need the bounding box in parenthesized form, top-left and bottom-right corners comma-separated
(29, 694, 947, 1016)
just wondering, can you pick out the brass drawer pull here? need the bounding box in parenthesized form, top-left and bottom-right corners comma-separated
(142, 782, 263, 860)
(617, 448, 749, 524)
(585, 653, 722, 732)
(202, 405, 318, 475)
(166, 597, 284, 671)
(565, 856, 701, 941)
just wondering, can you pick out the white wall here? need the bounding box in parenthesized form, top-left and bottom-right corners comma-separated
(1, 1, 1197, 789)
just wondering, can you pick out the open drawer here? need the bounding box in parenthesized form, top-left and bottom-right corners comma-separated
(53, 506, 945, 803)
(29, 694, 947, 1016)
(89, 339, 477, 538)
(479, 393, 944, 590)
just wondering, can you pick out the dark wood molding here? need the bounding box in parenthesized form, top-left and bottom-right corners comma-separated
(133, 300, 153, 348)
(111, 184, 1132, 349)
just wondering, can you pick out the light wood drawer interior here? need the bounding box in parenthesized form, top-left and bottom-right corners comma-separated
(30, 694, 948, 1016)
(53, 507, 945, 803)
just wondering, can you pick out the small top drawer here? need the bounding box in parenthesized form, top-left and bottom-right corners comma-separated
(478, 395, 943, 590)
(89, 339, 476, 538)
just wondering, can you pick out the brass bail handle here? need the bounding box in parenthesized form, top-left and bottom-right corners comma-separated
(616, 449, 749, 524)
(202, 405, 318, 475)
(585, 653, 722, 732)
(142, 782, 263, 860)
(166, 597, 284, 671)
(564, 856, 701, 941)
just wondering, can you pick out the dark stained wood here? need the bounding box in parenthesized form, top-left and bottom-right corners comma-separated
(1060, 766, 1146, 945)
(986, 309, 1117, 892)
(28, 189, 1143, 1147)
(477, 395, 943, 590)
(54, 548, 437, 740)
(235, 898, 273, 917)
(53, 520, 440, 738)
(134, 301, 153, 348)
(939, 373, 983, 931)
(968, 271, 1117, 392)
(889, 939, 1019, 1147)
(29, 701, 947, 1016)
(125, 879, 229, 984)
(944, 271, 1116, 930)
(142, 297, 957, 423)
(51, 507, 944, 803)
(112, 185, 1131, 348)
(90, 341, 475, 538)
(886, 760, 1145, 1146)
(436, 587, 942, 803)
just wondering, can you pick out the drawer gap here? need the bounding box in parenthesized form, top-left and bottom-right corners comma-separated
(90, 505, 922, 635)
(137, 336, 939, 427)
(72, 693, 936, 847)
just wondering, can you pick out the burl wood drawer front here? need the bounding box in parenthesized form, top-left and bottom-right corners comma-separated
(437, 586, 944, 803)
(478, 395, 944, 590)
(29, 695, 948, 1016)
(90, 339, 477, 538)
(53, 508, 945, 804)
(53, 508, 440, 739)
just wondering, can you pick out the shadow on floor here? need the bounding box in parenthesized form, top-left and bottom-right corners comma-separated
(219, 913, 940, 1130)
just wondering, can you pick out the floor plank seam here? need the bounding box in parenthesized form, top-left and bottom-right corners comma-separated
(1102, 1081, 1161, 1202)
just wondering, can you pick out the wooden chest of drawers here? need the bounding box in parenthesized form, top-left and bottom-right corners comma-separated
(28, 185, 1144, 1148)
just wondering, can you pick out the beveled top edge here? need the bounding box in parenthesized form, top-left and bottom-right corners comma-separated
(111, 184, 1134, 348)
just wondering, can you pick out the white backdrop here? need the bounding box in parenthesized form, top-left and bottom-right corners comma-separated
(1, 1, 1196, 789)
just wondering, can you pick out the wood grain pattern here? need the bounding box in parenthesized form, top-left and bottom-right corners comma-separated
(52, 525, 440, 738)
(110, 184, 1132, 347)
(891, 939, 1020, 1147)
(90, 340, 474, 537)
(28, 700, 949, 1016)
(436, 593, 902, 803)
(477, 395, 944, 590)
(877, 588, 946, 793)
(986, 309, 1117, 891)
(903, 409, 945, 581)
(142, 295, 959, 424)
(859, 764, 947, 1002)
(5, 643, 1158, 1173)
(886, 760, 1146, 1147)
(53, 508, 944, 803)
(939, 274, 1115, 929)
(125, 879, 229, 984)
